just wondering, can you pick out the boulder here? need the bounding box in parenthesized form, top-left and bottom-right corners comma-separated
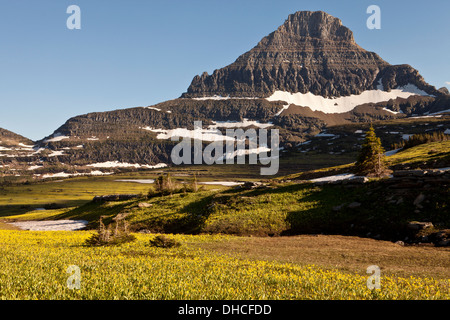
(241, 181, 266, 190)
(407, 221, 433, 231)
(349, 176, 369, 184)
(138, 202, 152, 208)
(428, 230, 450, 247)
(347, 202, 362, 209)
(332, 204, 344, 212)
(413, 193, 426, 207)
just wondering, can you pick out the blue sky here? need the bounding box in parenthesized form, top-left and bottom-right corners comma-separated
(0, 0, 449, 140)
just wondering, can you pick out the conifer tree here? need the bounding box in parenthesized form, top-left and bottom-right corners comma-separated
(355, 125, 387, 177)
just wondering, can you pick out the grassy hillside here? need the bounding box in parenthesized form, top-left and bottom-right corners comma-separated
(4, 175, 448, 245)
(1, 138, 449, 240)
(388, 140, 450, 168)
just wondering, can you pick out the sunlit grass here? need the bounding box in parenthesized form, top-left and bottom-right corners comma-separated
(387, 140, 450, 166)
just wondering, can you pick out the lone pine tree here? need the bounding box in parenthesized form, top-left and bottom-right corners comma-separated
(355, 126, 388, 177)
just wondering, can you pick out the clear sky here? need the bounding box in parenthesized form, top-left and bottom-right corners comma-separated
(0, 0, 449, 140)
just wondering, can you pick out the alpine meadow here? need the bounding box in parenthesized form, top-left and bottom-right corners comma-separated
(0, 1, 449, 311)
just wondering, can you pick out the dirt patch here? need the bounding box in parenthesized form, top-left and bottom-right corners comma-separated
(194, 234, 450, 279)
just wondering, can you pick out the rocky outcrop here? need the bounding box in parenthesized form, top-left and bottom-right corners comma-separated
(182, 11, 439, 99)
(428, 229, 450, 247)
(375, 65, 439, 96)
(438, 87, 449, 95)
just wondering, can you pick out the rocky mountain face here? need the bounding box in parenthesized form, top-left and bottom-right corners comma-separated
(182, 11, 440, 99)
(0, 128, 36, 159)
(0, 128, 34, 146)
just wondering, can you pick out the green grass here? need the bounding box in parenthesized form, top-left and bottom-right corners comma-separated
(1, 139, 449, 241)
(0, 173, 231, 217)
(0, 176, 151, 216)
(17, 178, 443, 242)
(280, 139, 450, 182)
(387, 140, 450, 168)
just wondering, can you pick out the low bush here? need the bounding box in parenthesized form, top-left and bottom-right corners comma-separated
(148, 235, 181, 248)
(85, 215, 136, 246)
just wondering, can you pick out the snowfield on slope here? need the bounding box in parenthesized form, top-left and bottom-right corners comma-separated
(266, 84, 432, 114)
(143, 118, 273, 141)
(86, 161, 167, 169)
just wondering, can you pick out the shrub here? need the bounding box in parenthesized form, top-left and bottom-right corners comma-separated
(152, 173, 177, 195)
(85, 215, 136, 246)
(188, 173, 199, 193)
(148, 235, 181, 248)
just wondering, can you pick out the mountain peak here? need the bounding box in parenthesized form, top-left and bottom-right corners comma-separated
(275, 11, 354, 42)
(181, 11, 437, 99)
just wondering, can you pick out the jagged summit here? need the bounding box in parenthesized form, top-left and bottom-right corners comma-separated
(271, 11, 355, 42)
(182, 11, 438, 99)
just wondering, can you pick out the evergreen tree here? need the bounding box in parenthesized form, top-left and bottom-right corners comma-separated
(355, 126, 387, 177)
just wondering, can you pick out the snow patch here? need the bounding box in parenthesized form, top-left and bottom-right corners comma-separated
(9, 220, 88, 231)
(38, 171, 114, 179)
(115, 179, 155, 184)
(376, 79, 384, 91)
(27, 165, 43, 170)
(266, 84, 432, 114)
(144, 127, 235, 142)
(198, 181, 244, 187)
(147, 106, 162, 111)
(275, 104, 290, 116)
(44, 133, 69, 143)
(89, 170, 114, 176)
(86, 161, 167, 169)
(40, 172, 83, 179)
(209, 119, 273, 129)
(18, 143, 34, 149)
(47, 150, 65, 157)
(191, 95, 257, 101)
(219, 147, 272, 161)
(382, 108, 403, 115)
(316, 132, 337, 138)
(143, 118, 273, 141)
(309, 173, 357, 183)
